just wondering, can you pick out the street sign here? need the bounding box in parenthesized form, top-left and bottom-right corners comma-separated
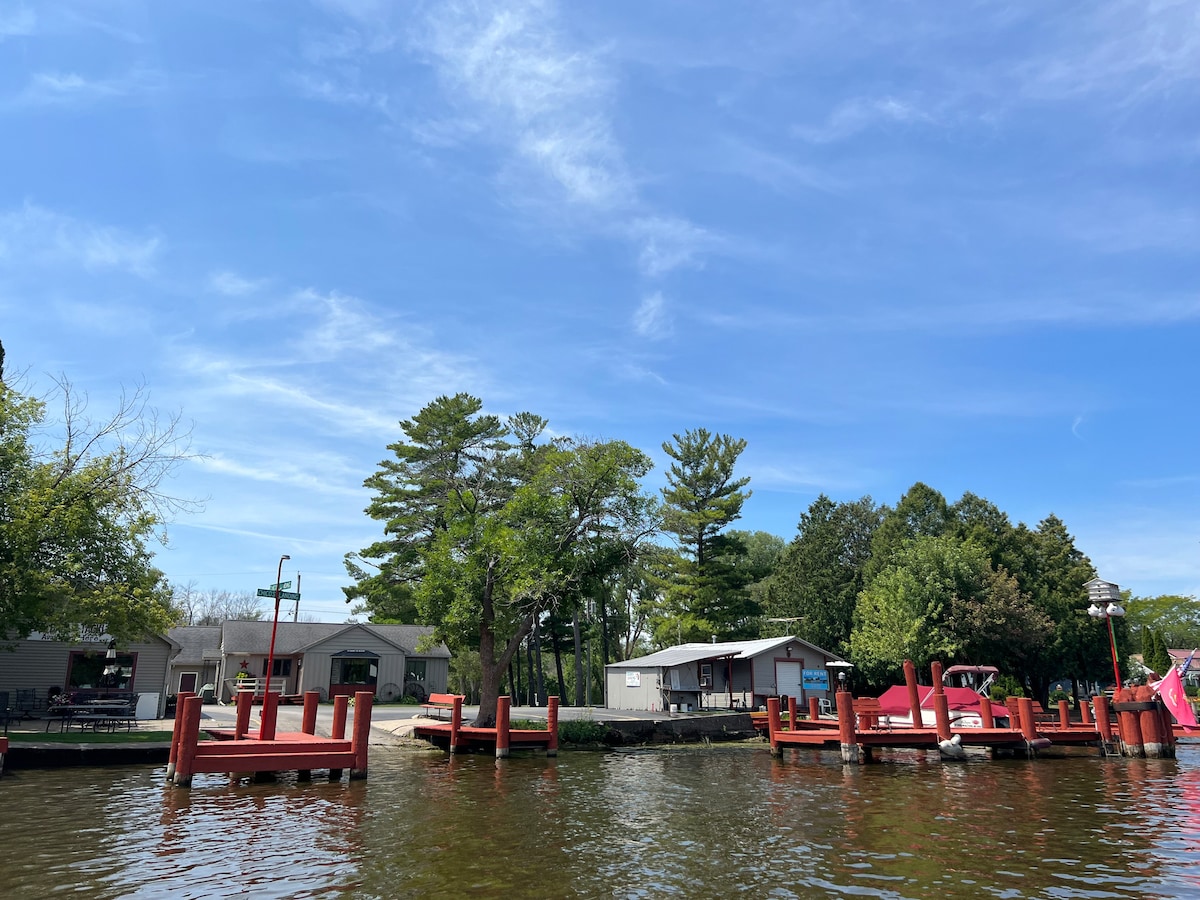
(256, 588, 301, 601)
(270, 581, 292, 591)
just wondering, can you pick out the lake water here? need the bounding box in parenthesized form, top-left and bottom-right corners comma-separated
(1, 742, 1198, 898)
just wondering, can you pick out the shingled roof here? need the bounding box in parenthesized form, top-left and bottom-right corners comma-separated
(170, 622, 450, 658)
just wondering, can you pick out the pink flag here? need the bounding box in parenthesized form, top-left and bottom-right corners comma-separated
(1154, 667, 1198, 730)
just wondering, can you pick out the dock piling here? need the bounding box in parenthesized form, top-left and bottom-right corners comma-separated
(235, 690, 252, 740)
(836, 690, 859, 764)
(767, 697, 782, 756)
(546, 696, 559, 757)
(350, 691, 372, 779)
(496, 695, 512, 759)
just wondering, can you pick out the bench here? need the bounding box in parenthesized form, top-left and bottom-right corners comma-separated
(420, 693, 463, 720)
(852, 697, 888, 729)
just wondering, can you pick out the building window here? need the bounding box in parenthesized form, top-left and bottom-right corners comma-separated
(406, 660, 427, 683)
(700, 663, 713, 688)
(261, 658, 293, 677)
(334, 658, 377, 685)
(67, 650, 137, 692)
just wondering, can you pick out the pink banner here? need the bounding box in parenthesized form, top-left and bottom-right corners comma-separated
(1154, 667, 1197, 730)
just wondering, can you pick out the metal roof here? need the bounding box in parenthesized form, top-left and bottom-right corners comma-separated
(606, 636, 843, 669)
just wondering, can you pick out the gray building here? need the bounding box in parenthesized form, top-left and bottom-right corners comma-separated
(605, 636, 844, 712)
(0, 630, 179, 719)
(168, 621, 451, 702)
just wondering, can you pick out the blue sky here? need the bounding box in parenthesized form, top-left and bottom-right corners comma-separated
(2, 1, 1197, 622)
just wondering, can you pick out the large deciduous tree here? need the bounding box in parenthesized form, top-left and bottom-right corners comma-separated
(0, 368, 190, 643)
(656, 428, 752, 642)
(348, 394, 656, 724)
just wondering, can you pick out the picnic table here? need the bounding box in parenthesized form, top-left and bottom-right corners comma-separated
(45, 700, 136, 733)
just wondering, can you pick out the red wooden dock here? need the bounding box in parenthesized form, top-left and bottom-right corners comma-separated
(760, 661, 1184, 762)
(412, 694, 560, 757)
(167, 689, 373, 787)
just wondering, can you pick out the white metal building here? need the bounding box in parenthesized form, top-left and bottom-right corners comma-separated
(605, 636, 844, 712)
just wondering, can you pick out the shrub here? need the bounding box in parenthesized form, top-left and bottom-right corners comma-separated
(558, 719, 609, 745)
(990, 674, 1025, 703)
(509, 718, 547, 730)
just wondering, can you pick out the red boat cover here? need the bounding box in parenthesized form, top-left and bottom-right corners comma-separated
(875, 685, 1009, 720)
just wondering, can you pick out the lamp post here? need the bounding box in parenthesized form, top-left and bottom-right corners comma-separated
(1086, 577, 1125, 693)
(265, 554, 291, 698)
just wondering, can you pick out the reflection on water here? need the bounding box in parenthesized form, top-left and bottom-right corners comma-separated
(1, 745, 1199, 898)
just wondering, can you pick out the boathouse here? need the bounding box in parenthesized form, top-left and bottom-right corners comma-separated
(168, 621, 451, 702)
(605, 636, 844, 712)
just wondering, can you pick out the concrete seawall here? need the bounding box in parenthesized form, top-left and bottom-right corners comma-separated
(601, 713, 757, 746)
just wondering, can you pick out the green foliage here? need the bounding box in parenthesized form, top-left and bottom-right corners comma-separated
(1126, 594, 1200, 650)
(558, 718, 610, 744)
(350, 394, 657, 724)
(850, 536, 1051, 687)
(0, 377, 186, 643)
(656, 428, 754, 641)
(990, 674, 1025, 701)
(760, 494, 881, 655)
(1149, 630, 1173, 678)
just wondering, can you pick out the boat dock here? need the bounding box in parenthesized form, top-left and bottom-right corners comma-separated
(761, 660, 1184, 762)
(167, 689, 374, 787)
(412, 694, 560, 757)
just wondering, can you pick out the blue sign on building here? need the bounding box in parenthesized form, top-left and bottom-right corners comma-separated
(802, 669, 829, 690)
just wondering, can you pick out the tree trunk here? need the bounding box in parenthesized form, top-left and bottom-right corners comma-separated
(475, 561, 535, 726)
(533, 617, 546, 706)
(525, 634, 536, 706)
(553, 628, 566, 705)
(598, 586, 610, 668)
(573, 607, 585, 707)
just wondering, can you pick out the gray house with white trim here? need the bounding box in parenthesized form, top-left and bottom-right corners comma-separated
(605, 636, 844, 712)
(168, 621, 450, 702)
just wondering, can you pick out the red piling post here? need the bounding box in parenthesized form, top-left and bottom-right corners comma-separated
(1017, 697, 1038, 742)
(173, 695, 203, 788)
(1136, 685, 1164, 758)
(979, 694, 995, 729)
(235, 690, 253, 740)
(787, 696, 798, 731)
(449, 694, 463, 754)
(350, 691, 372, 779)
(1117, 688, 1144, 757)
(1080, 698, 1093, 726)
(1094, 694, 1113, 744)
(329, 694, 349, 781)
(258, 690, 279, 741)
(496, 695, 512, 759)
(930, 662, 951, 740)
(302, 691, 320, 734)
(546, 696, 559, 756)
(837, 690, 859, 764)
(1058, 700, 1071, 729)
(808, 696, 820, 721)
(766, 696, 782, 756)
(904, 659, 923, 728)
(332, 695, 348, 739)
(166, 691, 194, 781)
(1160, 702, 1177, 757)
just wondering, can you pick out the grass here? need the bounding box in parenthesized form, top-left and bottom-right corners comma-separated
(5, 729, 174, 744)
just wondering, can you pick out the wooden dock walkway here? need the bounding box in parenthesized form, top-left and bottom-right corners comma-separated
(412, 694, 560, 757)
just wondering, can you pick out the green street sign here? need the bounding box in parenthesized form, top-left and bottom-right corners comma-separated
(271, 581, 292, 591)
(257, 588, 301, 601)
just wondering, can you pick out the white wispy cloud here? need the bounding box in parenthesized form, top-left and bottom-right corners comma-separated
(294, 288, 396, 357)
(209, 271, 268, 297)
(14, 68, 163, 107)
(418, 0, 634, 212)
(308, 0, 722, 279)
(629, 216, 718, 278)
(0, 8, 35, 39)
(633, 291, 671, 340)
(793, 95, 935, 144)
(1014, 1, 1200, 104)
(0, 203, 160, 276)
